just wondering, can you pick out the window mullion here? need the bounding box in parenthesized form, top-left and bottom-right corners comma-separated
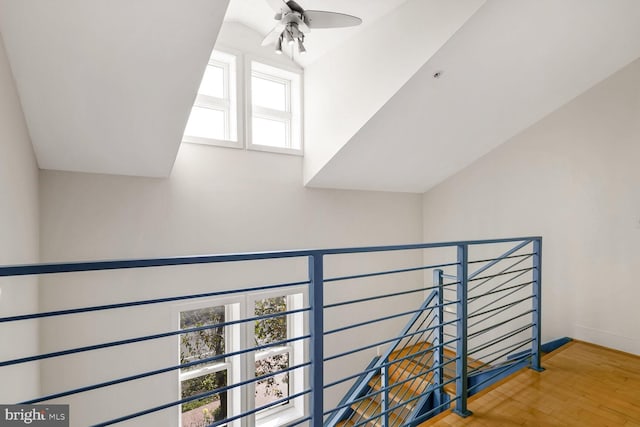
(252, 105, 291, 122)
(179, 361, 230, 382)
(254, 345, 292, 361)
(195, 94, 229, 110)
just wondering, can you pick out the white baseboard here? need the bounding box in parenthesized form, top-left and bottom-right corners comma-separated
(574, 324, 640, 356)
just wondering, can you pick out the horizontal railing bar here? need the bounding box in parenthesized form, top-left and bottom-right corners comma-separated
(468, 309, 534, 340)
(468, 283, 531, 329)
(323, 314, 448, 362)
(468, 295, 533, 319)
(0, 237, 541, 277)
(468, 338, 534, 374)
(0, 280, 310, 324)
(323, 299, 459, 337)
(98, 377, 312, 427)
(467, 281, 533, 302)
(324, 282, 457, 310)
(468, 239, 533, 280)
(467, 352, 533, 393)
(471, 337, 533, 370)
(468, 266, 533, 283)
(468, 252, 534, 265)
(323, 307, 428, 337)
(469, 277, 531, 317)
(469, 267, 530, 306)
(323, 337, 458, 391)
(20, 334, 311, 404)
(324, 261, 460, 284)
(469, 305, 518, 330)
(468, 323, 534, 357)
(468, 256, 532, 295)
(323, 318, 458, 363)
(1, 307, 310, 367)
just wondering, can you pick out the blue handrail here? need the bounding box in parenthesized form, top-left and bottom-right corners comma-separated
(0, 236, 542, 427)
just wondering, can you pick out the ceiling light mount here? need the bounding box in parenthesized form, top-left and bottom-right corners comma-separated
(261, 0, 362, 55)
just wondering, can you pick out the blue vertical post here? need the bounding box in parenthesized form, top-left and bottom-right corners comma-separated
(454, 245, 472, 417)
(433, 269, 445, 397)
(381, 364, 390, 426)
(309, 253, 325, 426)
(531, 238, 545, 372)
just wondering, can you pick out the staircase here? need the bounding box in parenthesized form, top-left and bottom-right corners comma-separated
(327, 238, 545, 426)
(336, 342, 486, 426)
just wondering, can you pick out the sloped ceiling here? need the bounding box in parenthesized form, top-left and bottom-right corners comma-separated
(0, 0, 228, 177)
(1, 0, 640, 192)
(306, 0, 640, 193)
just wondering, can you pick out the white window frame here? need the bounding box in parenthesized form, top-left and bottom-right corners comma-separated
(183, 48, 243, 149)
(246, 58, 303, 156)
(176, 288, 307, 427)
(176, 296, 244, 427)
(246, 289, 306, 427)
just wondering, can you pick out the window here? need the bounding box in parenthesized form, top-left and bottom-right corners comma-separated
(179, 305, 229, 427)
(177, 290, 305, 427)
(247, 61, 302, 155)
(182, 49, 303, 155)
(183, 50, 240, 148)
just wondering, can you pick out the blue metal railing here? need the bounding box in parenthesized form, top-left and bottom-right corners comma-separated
(0, 237, 542, 426)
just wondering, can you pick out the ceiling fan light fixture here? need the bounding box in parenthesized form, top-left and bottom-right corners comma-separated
(263, 0, 363, 56)
(298, 38, 306, 55)
(284, 28, 295, 46)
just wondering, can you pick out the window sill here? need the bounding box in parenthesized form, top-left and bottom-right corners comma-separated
(182, 136, 243, 150)
(247, 143, 303, 157)
(256, 404, 305, 427)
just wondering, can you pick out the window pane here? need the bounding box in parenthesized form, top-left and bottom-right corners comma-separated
(252, 117, 287, 148)
(180, 305, 225, 368)
(252, 75, 287, 111)
(198, 64, 225, 98)
(181, 371, 228, 427)
(255, 353, 290, 410)
(254, 296, 287, 346)
(184, 107, 225, 140)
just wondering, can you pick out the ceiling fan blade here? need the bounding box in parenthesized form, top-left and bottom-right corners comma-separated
(261, 26, 283, 46)
(304, 10, 362, 29)
(286, 0, 305, 14)
(265, 0, 291, 13)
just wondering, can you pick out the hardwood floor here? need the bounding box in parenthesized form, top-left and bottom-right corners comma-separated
(420, 340, 640, 426)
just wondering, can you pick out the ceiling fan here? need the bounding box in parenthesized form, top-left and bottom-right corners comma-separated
(261, 0, 362, 55)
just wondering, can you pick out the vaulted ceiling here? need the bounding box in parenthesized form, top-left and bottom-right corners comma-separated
(1, 0, 640, 192)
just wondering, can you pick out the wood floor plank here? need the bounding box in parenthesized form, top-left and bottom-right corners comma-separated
(419, 341, 640, 426)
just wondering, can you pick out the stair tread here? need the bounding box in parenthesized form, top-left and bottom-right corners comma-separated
(368, 375, 420, 409)
(391, 342, 487, 370)
(350, 397, 403, 427)
(388, 359, 435, 394)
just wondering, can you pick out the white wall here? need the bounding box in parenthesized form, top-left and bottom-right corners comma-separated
(423, 58, 640, 355)
(0, 32, 40, 401)
(38, 144, 423, 425)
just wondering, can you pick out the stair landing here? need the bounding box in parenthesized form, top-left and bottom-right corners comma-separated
(419, 341, 640, 426)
